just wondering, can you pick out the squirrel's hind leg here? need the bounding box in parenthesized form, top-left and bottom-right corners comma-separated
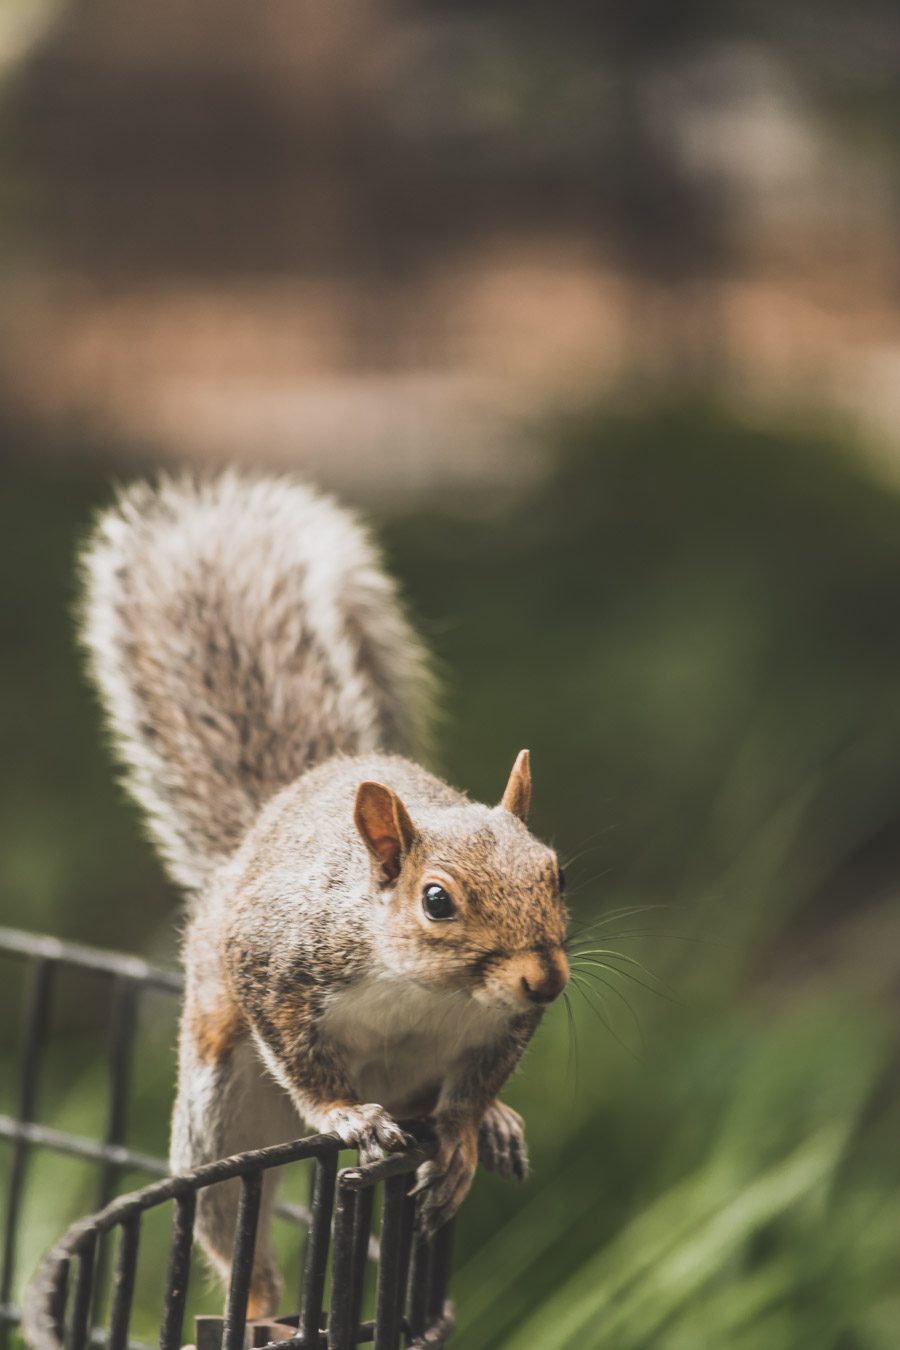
(171, 1032, 298, 1317)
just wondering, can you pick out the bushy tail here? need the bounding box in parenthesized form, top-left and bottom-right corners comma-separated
(80, 472, 434, 892)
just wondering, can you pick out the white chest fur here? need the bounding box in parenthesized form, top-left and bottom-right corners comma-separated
(319, 976, 508, 1115)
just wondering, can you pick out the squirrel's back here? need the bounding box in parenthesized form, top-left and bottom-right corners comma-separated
(80, 473, 434, 891)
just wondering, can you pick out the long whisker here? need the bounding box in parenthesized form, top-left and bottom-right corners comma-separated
(569, 972, 612, 1027)
(559, 824, 620, 871)
(569, 944, 669, 976)
(569, 902, 670, 926)
(564, 867, 617, 899)
(569, 975, 642, 1063)
(562, 989, 579, 1099)
(569, 937, 683, 992)
(572, 968, 644, 1050)
(569, 944, 677, 985)
(570, 955, 682, 1005)
(584, 929, 731, 947)
(568, 904, 672, 934)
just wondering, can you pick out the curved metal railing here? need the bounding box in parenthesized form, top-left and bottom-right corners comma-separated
(24, 1133, 454, 1350)
(0, 929, 455, 1350)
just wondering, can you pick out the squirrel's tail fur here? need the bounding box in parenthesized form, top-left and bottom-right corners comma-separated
(80, 472, 435, 892)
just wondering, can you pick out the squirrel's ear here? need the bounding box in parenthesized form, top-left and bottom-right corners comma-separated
(354, 781, 417, 885)
(500, 748, 531, 823)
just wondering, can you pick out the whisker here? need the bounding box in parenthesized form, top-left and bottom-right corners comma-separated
(568, 904, 672, 934)
(583, 929, 732, 947)
(569, 944, 666, 973)
(569, 944, 676, 985)
(571, 955, 682, 1005)
(559, 824, 620, 871)
(569, 975, 643, 1063)
(562, 989, 579, 1099)
(572, 968, 644, 1050)
(564, 868, 617, 900)
(569, 971, 612, 1022)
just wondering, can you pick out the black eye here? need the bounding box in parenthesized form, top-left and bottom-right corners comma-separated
(558, 867, 567, 894)
(423, 884, 455, 921)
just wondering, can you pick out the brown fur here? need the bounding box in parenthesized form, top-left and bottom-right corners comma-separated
(190, 1000, 245, 1066)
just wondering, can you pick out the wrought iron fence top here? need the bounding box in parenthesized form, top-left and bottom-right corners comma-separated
(1, 928, 457, 1350)
(1, 925, 184, 1350)
(0, 926, 183, 993)
(24, 1131, 454, 1350)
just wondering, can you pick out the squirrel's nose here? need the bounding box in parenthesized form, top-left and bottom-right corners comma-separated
(521, 951, 569, 1005)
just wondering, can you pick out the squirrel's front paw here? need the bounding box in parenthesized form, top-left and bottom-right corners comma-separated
(411, 1115, 478, 1237)
(321, 1102, 412, 1162)
(478, 1100, 528, 1182)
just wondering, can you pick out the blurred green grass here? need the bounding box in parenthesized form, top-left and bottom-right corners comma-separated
(4, 400, 900, 1347)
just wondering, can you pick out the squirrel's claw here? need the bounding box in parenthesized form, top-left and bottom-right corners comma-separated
(478, 1100, 529, 1183)
(408, 1159, 441, 1200)
(411, 1105, 526, 1235)
(322, 1103, 412, 1161)
(412, 1122, 479, 1237)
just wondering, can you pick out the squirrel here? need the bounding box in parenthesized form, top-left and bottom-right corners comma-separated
(79, 472, 570, 1317)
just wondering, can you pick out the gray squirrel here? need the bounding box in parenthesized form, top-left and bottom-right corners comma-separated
(79, 472, 569, 1317)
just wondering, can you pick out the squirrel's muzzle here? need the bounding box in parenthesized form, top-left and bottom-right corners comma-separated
(515, 948, 570, 1007)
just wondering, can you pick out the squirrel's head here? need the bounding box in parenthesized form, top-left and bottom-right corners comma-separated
(354, 751, 569, 1014)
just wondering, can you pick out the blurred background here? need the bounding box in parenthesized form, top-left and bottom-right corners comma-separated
(3, 1, 900, 1346)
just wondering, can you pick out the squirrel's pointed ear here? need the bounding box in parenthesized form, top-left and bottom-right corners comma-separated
(354, 781, 417, 885)
(500, 748, 531, 823)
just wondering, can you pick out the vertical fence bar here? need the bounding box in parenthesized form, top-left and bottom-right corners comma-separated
(395, 1194, 415, 1345)
(107, 1217, 140, 1350)
(159, 1192, 196, 1350)
(327, 1181, 357, 1350)
(404, 1202, 430, 1347)
(405, 1247, 430, 1341)
(0, 957, 55, 1350)
(98, 978, 138, 1206)
(296, 1162, 316, 1316)
(373, 1175, 406, 1350)
(427, 1222, 454, 1324)
(66, 1233, 97, 1350)
(298, 1152, 337, 1349)
(348, 1186, 374, 1339)
(222, 1172, 262, 1350)
(398, 1192, 416, 1267)
(92, 977, 139, 1328)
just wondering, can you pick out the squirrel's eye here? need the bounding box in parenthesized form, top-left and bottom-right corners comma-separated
(423, 884, 455, 921)
(558, 866, 567, 894)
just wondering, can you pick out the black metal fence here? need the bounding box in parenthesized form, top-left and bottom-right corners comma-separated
(0, 928, 455, 1350)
